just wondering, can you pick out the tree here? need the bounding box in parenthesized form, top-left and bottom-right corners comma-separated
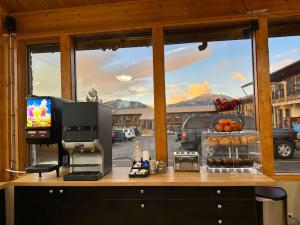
(86, 88, 102, 103)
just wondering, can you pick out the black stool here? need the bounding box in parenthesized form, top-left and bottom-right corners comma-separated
(255, 186, 288, 225)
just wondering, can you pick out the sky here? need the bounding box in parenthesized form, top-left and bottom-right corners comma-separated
(31, 36, 300, 106)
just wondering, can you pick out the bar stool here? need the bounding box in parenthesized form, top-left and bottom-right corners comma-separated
(255, 186, 288, 225)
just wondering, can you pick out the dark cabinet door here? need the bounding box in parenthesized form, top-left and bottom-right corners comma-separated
(0, 189, 5, 225)
(56, 187, 101, 225)
(15, 187, 57, 225)
(102, 199, 172, 225)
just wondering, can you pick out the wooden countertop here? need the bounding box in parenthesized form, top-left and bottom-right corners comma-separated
(0, 182, 9, 190)
(11, 167, 275, 187)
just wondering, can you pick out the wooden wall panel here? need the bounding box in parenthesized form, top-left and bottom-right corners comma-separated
(15, 40, 28, 172)
(152, 27, 167, 163)
(60, 35, 75, 100)
(11, 0, 300, 38)
(253, 17, 274, 176)
(0, 8, 9, 181)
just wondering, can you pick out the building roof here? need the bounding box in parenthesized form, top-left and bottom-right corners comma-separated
(112, 106, 216, 120)
(270, 60, 300, 82)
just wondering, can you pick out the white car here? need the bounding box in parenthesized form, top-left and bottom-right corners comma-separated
(122, 128, 136, 140)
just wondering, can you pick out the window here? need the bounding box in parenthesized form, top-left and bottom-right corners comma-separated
(28, 44, 61, 97)
(269, 35, 300, 173)
(164, 25, 256, 166)
(28, 44, 61, 165)
(75, 31, 154, 167)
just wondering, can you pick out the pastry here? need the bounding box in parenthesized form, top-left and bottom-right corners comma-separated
(219, 119, 228, 124)
(214, 124, 223, 132)
(223, 125, 231, 132)
(222, 158, 233, 167)
(240, 136, 248, 145)
(214, 158, 222, 166)
(233, 158, 245, 167)
(207, 136, 218, 145)
(219, 136, 231, 145)
(207, 158, 215, 167)
(230, 123, 237, 131)
(230, 136, 240, 145)
(246, 135, 257, 144)
(244, 159, 254, 167)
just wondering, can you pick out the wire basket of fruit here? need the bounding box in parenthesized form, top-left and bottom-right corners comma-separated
(212, 116, 245, 132)
(213, 98, 240, 112)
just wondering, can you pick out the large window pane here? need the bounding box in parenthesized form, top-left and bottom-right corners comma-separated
(29, 44, 61, 97)
(269, 36, 300, 173)
(28, 44, 61, 165)
(165, 37, 256, 167)
(76, 33, 154, 167)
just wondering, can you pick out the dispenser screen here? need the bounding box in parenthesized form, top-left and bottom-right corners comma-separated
(26, 98, 52, 128)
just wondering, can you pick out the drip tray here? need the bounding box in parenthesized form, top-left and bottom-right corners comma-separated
(26, 164, 58, 173)
(64, 171, 102, 181)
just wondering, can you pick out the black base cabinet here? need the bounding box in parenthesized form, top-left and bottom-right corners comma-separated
(0, 189, 5, 225)
(15, 187, 100, 225)
(15, 186, 258, 225)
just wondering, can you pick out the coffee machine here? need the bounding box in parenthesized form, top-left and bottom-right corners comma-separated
(62, 102, 112, 181)
(25, 96, 69, 177)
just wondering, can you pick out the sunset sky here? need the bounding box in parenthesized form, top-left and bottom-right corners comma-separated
(31, 36, 300, 106)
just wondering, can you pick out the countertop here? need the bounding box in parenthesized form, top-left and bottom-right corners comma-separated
(11, 167, 275, 187)
(0, 182, 9, 190)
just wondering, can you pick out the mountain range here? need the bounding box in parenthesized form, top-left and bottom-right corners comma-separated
(104, 99, 149, 109)
(104, 94, 232, 109)
(168, 94, 232, 107)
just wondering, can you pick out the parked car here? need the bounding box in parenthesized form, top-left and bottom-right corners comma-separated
(273, 128, 296, 159)
(181, 114, 297, 159)
(175, 131, 182, 142)
(133, 127, 140, 136)
(121, 128, 136, 140)
(112, 130, 126, 142)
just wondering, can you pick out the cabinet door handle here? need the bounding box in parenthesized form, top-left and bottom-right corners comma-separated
(59, 189, 64, 194)
(216, 189, 221, 195)
(217, 204, 222, 209)
(49, 190, 54, 194)
(140, 204, 145, 209)
(218, 219, 223, 224)
(140, 189, 144, 194)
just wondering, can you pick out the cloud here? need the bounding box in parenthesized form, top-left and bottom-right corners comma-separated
(270, 59, 296, 72)
(166, 82, 211, 104)
(233, 72, 247, 81)
(76, 44, 211, 102)
(165, 46, 211, 72)
(274, 48, 299, 59)
(116, 74, 132, 82)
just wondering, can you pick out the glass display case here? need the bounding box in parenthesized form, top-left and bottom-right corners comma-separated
(201, 130, 262, 174)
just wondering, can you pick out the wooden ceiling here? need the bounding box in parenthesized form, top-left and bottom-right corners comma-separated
(0, 0, 137, 13)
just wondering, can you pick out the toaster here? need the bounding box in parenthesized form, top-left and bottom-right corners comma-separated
(173, 151, 200, 172)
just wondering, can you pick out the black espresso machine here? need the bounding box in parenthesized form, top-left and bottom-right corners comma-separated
(25, 96, 69, 177)
(62, 102, 112, 181)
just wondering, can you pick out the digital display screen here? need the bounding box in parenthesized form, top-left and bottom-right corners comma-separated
(26, 98, 52, 128)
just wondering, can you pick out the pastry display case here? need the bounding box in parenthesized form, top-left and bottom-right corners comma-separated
(201, 130, 262, 174)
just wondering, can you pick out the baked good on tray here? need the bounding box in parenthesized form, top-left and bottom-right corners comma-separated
(207, 136, 219, 145)
(240, 136, 248, 144)
(230, 136, 240, 145)
(219, 136, 231, 145)
(222, 158, 233, 167)
(246, 135, 257, 144)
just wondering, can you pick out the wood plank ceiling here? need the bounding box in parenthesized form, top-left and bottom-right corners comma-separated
(0, 0, 138, 13)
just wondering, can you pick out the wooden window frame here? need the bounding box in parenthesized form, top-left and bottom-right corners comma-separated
(4, 17, 300, 181)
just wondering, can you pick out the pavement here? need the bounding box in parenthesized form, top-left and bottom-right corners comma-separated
(113, 135, 300, 173)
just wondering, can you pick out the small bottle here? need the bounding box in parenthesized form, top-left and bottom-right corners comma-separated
(134, 141, 142, 162)
(157, 161, 166, 174)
